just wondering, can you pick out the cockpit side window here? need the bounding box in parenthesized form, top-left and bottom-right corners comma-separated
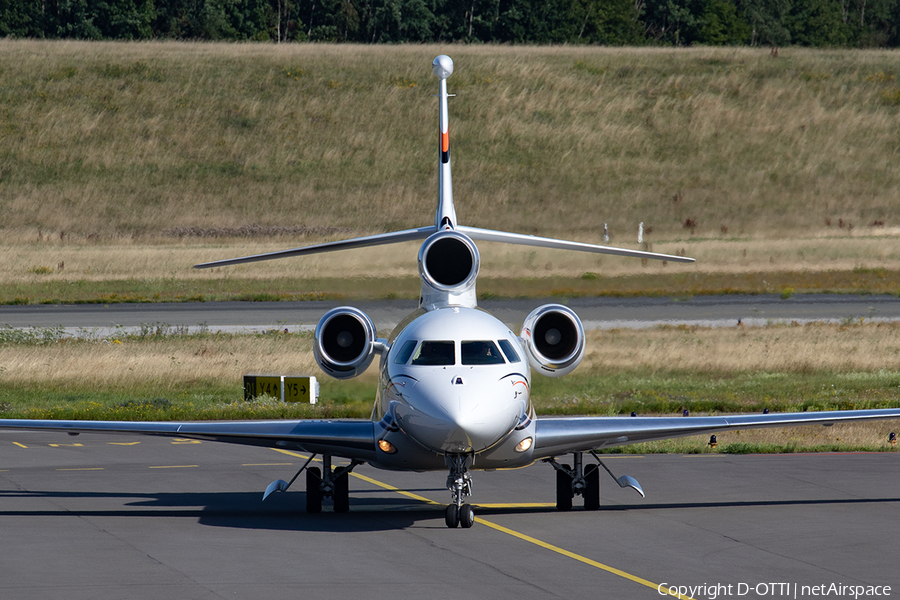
(497, 339, 522, 363)
(461, 341, 506, 365)
(410, 341, 455, 366)
(393, 340, 418, 365)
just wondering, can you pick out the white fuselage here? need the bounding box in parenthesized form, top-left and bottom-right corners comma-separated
(373, 307, 536, 471)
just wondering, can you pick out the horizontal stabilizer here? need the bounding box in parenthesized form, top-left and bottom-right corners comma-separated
(457, 226, 695, 263)
(194, 226, 437, 269)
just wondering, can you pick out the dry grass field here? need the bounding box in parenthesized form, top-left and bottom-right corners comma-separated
(2, 42, 899, 451)
(2, 322, 899, 451)
(1, 41, 900, 301)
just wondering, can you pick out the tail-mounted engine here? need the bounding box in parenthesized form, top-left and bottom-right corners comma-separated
(520, 304, 585, 377)
(314, 307, 378, 379)
(417, 231, 480, 307)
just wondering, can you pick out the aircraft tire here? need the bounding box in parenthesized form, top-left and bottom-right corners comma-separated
(584, 464, 600, 511)
(556, 469, 573, 511)
(445, 504, 459, 528)
(306, 467, 323, 513)
(333, 471, 350, 513)
(459, 504, 475, 528)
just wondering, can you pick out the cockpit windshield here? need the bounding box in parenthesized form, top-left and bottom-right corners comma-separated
(393, 340, 418, 364)
(410, 341, 455, 366)
(396, 338, 520, 367)
(461, 341, 506, 365)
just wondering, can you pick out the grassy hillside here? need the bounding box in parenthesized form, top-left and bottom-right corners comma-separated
(1, 41, 899, 301)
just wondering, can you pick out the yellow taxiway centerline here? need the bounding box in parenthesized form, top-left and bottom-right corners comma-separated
(57, 467, 104, 471)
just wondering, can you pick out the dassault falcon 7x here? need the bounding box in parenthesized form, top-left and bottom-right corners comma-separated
(3, 56, 900, 528)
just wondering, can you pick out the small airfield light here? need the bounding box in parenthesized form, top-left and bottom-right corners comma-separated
(708, 434, 718, 449)
(890, 432, 897, 448)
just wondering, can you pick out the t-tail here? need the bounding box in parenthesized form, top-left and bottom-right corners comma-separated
(434, 55, 457, 231)
(193, 56, 695, 272)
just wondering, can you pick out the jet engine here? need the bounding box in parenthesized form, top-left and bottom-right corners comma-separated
(520, 304, 585, 377)
(417, 231, 480, 305)
(314, 307, 377, 379)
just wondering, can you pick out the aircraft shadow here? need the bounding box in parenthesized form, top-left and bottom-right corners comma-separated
(3, 487, 900, 532)
(0, 488, 448, 532)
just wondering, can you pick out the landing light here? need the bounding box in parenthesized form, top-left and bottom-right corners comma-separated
(515, 437, 533, 452)
(378, 439, 397, 454)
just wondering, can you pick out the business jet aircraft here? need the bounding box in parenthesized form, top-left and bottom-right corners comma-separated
(3, 56, 900, 528)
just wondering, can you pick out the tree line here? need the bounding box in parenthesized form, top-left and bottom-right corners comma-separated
(2, 0, 899, 46)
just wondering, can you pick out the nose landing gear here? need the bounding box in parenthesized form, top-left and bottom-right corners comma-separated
(445, 453, 475, 528)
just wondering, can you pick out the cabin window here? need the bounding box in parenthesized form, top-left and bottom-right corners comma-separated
(410, 341, 455, 366)
(393, 340, 418, 365)
(461, 341, 506, 365)
(497, 339, 522, 363)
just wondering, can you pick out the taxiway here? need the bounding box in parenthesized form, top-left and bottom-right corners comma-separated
(2, 432, 898, 600)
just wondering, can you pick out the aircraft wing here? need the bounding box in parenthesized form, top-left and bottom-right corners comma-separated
(0, 418, 378, 462)
(532, 408, 900, 458)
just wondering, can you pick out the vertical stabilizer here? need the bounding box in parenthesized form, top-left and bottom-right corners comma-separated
(433, 55, 456, 231)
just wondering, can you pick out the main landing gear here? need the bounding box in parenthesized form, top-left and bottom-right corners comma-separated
(445, 453, 475, 528)
(544, 451, 645, 510)
(263, 454, 362, 513)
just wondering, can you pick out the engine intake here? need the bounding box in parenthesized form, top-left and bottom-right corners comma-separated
(418, 231, 480, 293)
(521, 304, 585, 377)
(314, 307, 377, 379)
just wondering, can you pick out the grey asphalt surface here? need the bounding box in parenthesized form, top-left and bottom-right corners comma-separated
(1, 294, 898, 335)
(1, 432, 898, 600)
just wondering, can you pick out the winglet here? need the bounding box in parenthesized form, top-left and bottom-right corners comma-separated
(433, 55, 456, 230)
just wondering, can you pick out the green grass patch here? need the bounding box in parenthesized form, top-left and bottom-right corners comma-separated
(3, 269, 899, 305)
(531, 370, 900, 416)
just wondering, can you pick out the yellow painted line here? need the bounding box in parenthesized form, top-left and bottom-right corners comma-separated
(268, 448, 691, 598)
(109, 442, 141, 446)
(474, 503, 555, 508)
(49, 443, 83, 448)
(273, 449, 314, 460)
(13, 442, 27, 449)
(681, 454, 727, 458)
(243, 463, 294, 467)
(171, 439, 201, 444)
(149, 465, 198, 469)
(476, 518, 694, 599)
(351, 471, 441, 505)
(57, 467, 104, 471)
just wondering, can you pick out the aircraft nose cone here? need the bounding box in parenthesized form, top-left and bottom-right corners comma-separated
(397, 377, 523, 454)
(432, 55, 454, 80)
